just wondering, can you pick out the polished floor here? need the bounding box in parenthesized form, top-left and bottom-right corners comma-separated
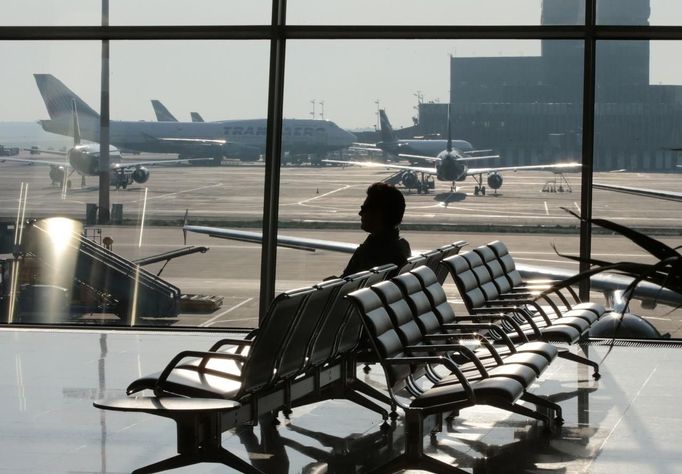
(2, 328, 682, 473)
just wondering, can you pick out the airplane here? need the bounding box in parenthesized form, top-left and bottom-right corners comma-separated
(34, 74, 356, 164)
(0, 101, 198, 190)
(354, 109, 477, 161)
(326, 108, 580, 196)
(191, 112, 205, 123)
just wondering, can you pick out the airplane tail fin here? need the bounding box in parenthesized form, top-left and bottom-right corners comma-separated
(190, 112, 205, 123)
(71, 100, 81, 146)
(378, 109, 398, 143)
(151, 100, 178, 122)
(33, 74, 100, 122)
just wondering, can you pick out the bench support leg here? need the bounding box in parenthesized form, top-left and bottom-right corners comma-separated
(557, 347, 600, 379)
(133, 412, 263, 474)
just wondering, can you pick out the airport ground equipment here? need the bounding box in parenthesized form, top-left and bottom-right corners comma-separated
(19, 218, 181, 322)
(95, 268, 398, 472)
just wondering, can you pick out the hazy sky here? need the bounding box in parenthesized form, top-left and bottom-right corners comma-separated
(1, 1, 681, 129)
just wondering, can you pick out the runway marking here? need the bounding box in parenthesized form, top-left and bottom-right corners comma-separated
(133, 182, 223, 203)
(297, 185, 352, 206)
(574, 202, 581, 213)
(544, 201, 549, 215)
(199, 297, 253, 327)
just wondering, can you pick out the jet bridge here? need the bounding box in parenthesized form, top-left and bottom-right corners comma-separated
(10, 217, 181, 323)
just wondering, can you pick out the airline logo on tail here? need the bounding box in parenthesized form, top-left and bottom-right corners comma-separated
(34, 74, 100, 121)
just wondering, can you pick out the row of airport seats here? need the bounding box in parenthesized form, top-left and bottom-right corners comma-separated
(441, 240, 608, 378)
(95, 261, 405, 474)
(346, 265, 567, 472)
(94, 239, 600, 472)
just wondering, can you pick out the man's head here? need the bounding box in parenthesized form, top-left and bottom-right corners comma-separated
(359, 182, 406, 234)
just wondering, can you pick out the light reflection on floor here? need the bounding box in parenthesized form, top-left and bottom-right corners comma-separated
(1, 328, 681, 473)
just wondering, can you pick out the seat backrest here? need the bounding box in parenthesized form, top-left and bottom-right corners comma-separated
(411, 265, 458, 327)
(473, 245, 513, 294)
(308, 275, 368, 366)
(346, 287, 412, 392)
(393, 271, 442, 336)
(422, 249, 445, 275)
(276, 279, 346, 379)
(398, 254, 426, 274)
(435, 241, 466, 283)
(488, 240, 524, 287)
(440, 254, 487, 312)
(239, 287, 316, 393)
(461, 251, 500, 301)
(372, 280, 423, 347)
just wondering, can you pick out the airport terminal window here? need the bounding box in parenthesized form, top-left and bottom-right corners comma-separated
(0, 1, 99, 26)
(592, 39, 682, 338)
(0, 1, 680, 339)
(110, 0, 271, 26)
(276, 39, 585, 297)
(288, 0, 584, 26)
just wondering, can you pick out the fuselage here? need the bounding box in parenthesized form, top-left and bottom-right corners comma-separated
(378, 138, 473, 158)
(67, 143, 122, 176)
(41, 117, 356, 159)
(435, 151, 468, 182)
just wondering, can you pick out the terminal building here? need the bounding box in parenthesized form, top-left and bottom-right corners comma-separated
(418, 0, 682, 170)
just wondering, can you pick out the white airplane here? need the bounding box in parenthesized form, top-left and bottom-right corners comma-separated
(1, 101, 198, 190)
(34, 74, 356, 164)
(327, 109, 581, 196)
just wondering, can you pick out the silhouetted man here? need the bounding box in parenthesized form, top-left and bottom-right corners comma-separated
(341, 182, 411, 277)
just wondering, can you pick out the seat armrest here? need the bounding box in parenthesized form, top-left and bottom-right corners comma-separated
(208, 338, 253, 353)
(384, 356, 475, 401)
(155, 350, 248, 396)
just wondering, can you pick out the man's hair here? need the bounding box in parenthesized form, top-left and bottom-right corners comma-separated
(365, 182, 406, 228)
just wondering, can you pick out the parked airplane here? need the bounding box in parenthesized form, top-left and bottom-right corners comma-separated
(354, 109, 476, 159)
(327, 113, 580, 195)
(1, 101, 197, 190)
(34, 74, 356, 164)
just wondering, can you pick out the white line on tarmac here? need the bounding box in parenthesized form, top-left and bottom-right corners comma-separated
(199, 297, 254, 327)
(544, 201, 549, 215)
(297, 185, 352, 205)
(574, 202, 581, 213)
(134, 183, 224, 203)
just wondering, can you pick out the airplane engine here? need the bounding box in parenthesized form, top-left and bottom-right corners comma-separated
(132, 166, 150, 184)
(49, 165, 65, 185)
(487, 172, 503, 190)
(401, 171, 420, 190)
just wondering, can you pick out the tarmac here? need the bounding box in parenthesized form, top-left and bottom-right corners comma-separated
(1, 153, 680, 334)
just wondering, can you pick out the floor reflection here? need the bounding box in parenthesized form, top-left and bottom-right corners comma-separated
(2, 329, 682, 473)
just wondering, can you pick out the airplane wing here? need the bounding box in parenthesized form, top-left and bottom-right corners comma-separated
(0, 156, 68, 167)
(467, 162, 582, 175)
(184, 225, 359, 254)
(153, 137, 227, 146)
(323, 159, 437, 175)
(593, 183, 682, 202)
(115, 157, 205, 168)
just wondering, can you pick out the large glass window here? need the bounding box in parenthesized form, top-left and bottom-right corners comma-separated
(0, 40, 269, 328)
(276, 40, 584, 294)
